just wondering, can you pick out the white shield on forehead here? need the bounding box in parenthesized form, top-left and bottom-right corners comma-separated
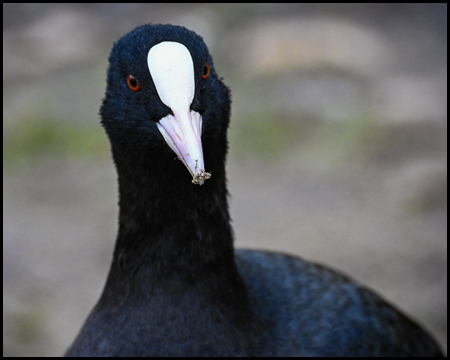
(148, 42, 194, 111)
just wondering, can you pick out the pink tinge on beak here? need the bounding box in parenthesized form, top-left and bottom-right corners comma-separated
(157, 111, 211, 185)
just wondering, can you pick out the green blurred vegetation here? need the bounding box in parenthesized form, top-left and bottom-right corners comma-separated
(3, 116, 109, 167)
(229, 109, 378, 169)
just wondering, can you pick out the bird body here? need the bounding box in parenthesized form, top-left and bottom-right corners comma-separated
(66, 24, 443, 357)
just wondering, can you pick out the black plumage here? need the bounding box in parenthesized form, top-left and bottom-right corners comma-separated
(65, 24, 443, 357)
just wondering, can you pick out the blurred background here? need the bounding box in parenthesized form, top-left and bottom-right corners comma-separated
(3, 3, 447, 356)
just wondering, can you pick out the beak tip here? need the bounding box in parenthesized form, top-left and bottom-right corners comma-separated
(191, 169, 211, 186)
(188, 158, 211, 185)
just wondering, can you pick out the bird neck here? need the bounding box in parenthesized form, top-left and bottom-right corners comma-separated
(103, 149, 246, 305)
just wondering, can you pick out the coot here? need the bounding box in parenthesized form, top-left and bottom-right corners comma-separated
(65, 24, 443, 357)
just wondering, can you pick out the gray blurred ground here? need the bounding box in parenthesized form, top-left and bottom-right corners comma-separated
(3, 4, 447, 356)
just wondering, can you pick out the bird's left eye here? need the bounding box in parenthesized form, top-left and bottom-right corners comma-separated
(127, 75, 141, 91)
(202, 62, 210, 80)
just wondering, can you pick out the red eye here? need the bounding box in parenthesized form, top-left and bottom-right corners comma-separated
(127, 75, 141, 91)
(202, 62, 210, 80)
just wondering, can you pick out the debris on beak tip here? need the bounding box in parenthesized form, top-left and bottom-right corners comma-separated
(192, 169, 211, 186)
(190, 160, 211, 185)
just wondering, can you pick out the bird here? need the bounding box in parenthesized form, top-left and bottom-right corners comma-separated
(65, 24, 443, 357)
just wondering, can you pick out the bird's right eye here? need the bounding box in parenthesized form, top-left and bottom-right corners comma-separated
(127, 75, 141, 92)
(202, 62, 210, 80)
